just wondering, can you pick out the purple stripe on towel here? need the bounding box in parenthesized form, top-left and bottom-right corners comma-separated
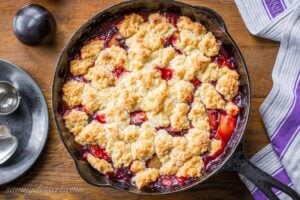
(252, 167, 293, 200)
(262, 0, 273, 20)
(271, 73, 300, 157)
(262, 0, 286, 19)
(280, 126, 300, 159)
(281, 0, 287, 9)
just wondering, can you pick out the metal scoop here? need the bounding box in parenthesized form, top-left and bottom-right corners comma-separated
(0, 125, 18, 164)
(0, 81, 20, 115)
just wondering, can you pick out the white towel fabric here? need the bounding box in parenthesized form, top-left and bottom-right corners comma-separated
(234, 0, 300, 199)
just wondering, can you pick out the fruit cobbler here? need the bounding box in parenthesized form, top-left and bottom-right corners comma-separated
(62, 12, 240, 190)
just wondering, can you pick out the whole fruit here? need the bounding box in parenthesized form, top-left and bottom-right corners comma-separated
(13, 4, 56, 45)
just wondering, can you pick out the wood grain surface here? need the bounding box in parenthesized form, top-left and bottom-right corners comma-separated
(0, 0, 278, 199)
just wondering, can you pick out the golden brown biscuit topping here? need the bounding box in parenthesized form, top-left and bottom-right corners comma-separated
(62, 12, 240, 190)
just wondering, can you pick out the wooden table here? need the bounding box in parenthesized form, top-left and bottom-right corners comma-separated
(0, 0, 278, 199)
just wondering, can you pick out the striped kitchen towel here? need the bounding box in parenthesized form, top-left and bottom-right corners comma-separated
(234, 0, 300, 199)
(235, 0, 300, 41)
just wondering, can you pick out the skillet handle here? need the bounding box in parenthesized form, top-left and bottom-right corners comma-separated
(222, 146, 300, 200)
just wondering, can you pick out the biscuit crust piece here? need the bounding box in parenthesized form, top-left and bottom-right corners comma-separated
(63, 110, 88, 135)
(86, 153, 113, 174)
(70, 58, 94, 76)
(117, 13, 144, 38)
(81, 39, 104, 59)
(133, 168, 160, 189)
(62, 80, 84, 107)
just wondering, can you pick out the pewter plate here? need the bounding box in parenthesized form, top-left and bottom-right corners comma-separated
(0, 59, 49, 185)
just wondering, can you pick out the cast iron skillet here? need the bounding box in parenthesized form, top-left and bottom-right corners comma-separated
(52, 0, 300, 199)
